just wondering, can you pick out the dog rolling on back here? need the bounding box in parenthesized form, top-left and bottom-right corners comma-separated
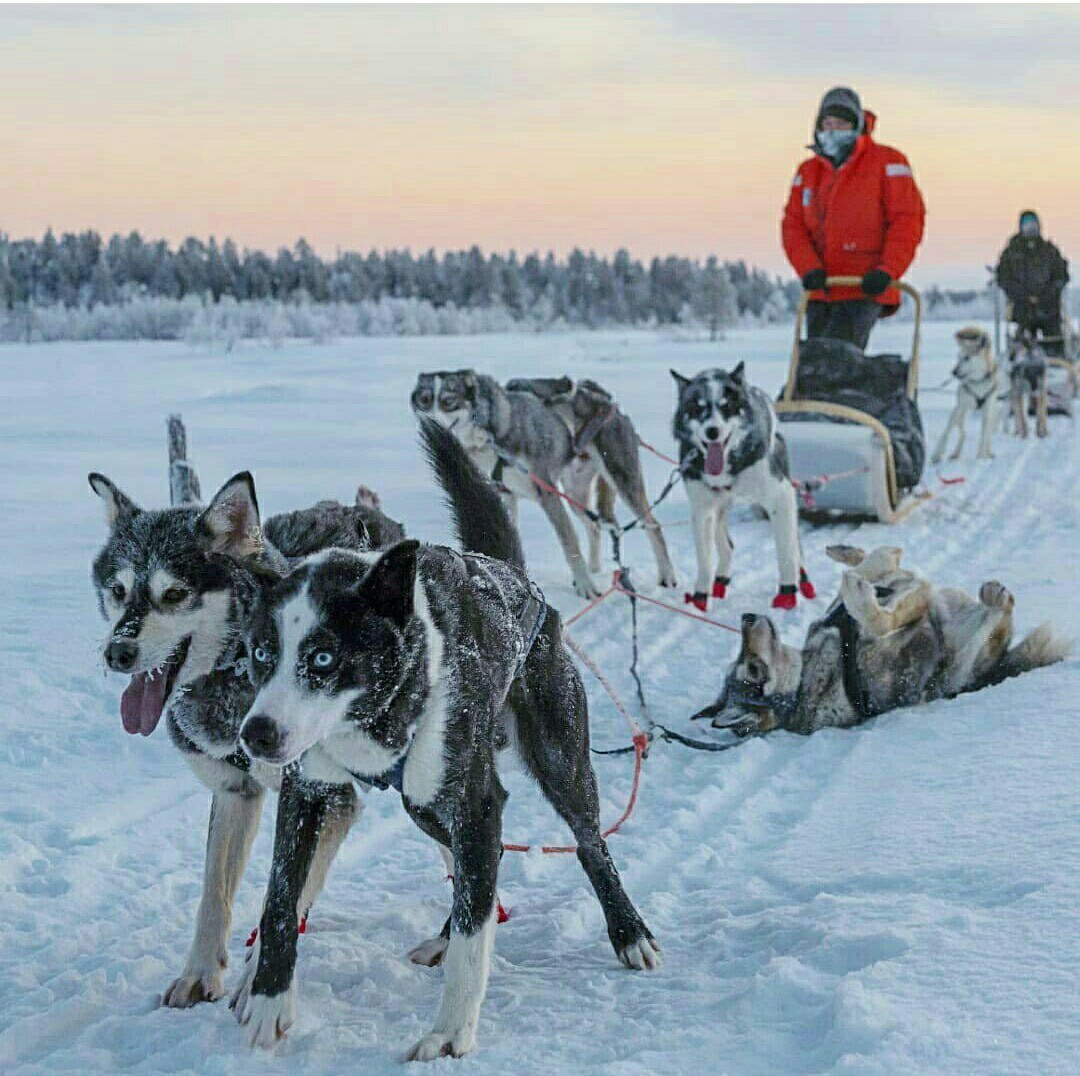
(233, 418, 659, 1059)
(506, 375, 678, 588)
(694, 544, 1068, 735)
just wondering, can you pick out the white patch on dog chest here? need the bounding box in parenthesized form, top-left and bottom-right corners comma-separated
(403, 581, 448, 808)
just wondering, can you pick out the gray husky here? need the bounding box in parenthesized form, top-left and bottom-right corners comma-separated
(671, 363, 813, 613)
(693, 544, 1068, 735)
(89, 435, 411, 1010)
(233, 419, 659, 1060)
(505, 375, 678, 590)
(411, 369, 605, 598)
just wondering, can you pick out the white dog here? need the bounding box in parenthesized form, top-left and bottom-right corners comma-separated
(932, 326, 998, 463)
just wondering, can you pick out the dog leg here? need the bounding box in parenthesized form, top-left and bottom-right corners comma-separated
(536, 480, 599, 598)
(162, 787, 264, 1008)
(407, 755, 504, 1062)
(513, 651, 659, 972)
(841, 572, 931, 637)
(711, 505, 733, 598)
(1014, 393, 1028, 438)
(1037, 376, 1049, 437)
(768, 482, 801, 608)
(603, 459, 678, 589)
(950, 405, 967, 460)
(978, 399, 997, 459)
(231, 775, 357, 1048)
(402, 803, 456, 968)
(942, 582, 1015, 693)
(932, 407, 959, 464)
(686, 481, 716, 608)
(565, 461, 603, 574)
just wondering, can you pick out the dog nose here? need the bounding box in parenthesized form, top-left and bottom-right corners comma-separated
(241, 714, 283, 758)
(105, 640, 138, 672)
(705, 425, 720, 441)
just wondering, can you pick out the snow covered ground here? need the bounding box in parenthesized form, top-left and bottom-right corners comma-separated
(1, 320, 1076, 1074)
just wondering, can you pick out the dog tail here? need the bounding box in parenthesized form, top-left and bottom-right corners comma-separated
(980, 623, 1071, 687)
(419, 418, 525, 569)
(167, 414, 202, 507)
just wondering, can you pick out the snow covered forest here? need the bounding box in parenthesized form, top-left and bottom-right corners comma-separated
(0, 230, 991, 343)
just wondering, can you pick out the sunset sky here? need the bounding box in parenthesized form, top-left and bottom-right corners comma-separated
(3, 4, 1078, 288)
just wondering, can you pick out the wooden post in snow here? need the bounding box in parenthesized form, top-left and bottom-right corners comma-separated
(168, 414, 202, 507)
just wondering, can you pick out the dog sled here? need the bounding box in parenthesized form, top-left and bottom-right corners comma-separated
(776, 276, 926, 523)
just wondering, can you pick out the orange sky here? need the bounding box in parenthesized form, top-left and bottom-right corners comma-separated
(2, 4, 1078, 288)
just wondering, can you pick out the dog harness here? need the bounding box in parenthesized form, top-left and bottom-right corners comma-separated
(571, 403, 618, 454)
(954, 364, 998, 409)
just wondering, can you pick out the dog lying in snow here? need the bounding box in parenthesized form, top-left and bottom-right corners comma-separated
(232, 419, 659, 1059)
(932, 326, 998, 463)
(671, 363, 814, 611)
(693, 544, 1068, 735)
(88, 429, 442, 1011)
(505, 375, 678, 589)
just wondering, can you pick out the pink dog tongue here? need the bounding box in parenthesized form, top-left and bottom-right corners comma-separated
(120, 672, 168, 737)
(705, 442, 726, 476)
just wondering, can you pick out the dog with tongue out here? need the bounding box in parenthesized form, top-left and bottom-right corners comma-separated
(670, 363, 815, 612)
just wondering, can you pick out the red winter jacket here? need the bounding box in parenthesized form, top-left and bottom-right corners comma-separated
(781, 111, 926, 312)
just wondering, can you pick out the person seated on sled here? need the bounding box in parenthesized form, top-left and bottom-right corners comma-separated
(996, 210, 1069, 356)
(782, 86, 926, 351)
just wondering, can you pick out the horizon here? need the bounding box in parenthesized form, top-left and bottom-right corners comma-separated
(3, 4, 1078, 292)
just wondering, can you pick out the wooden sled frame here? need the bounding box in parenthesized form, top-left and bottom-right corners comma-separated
(776, 276, 924, 522)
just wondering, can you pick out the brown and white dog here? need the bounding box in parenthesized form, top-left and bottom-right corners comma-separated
(932, 326, 998, 463)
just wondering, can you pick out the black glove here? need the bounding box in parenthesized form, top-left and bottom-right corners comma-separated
(801, 268, 827, 291)
(861, 269, 892, 297)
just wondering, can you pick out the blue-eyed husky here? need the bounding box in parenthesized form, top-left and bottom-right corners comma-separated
(89, 439, 420, 1010)
(671, 363, 814, 611)
(233, 419, 659, 1060)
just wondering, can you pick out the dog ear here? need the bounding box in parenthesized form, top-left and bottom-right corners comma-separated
(826, 544, 866, 566)
(358, 540, 419, 629)
(198, 472, 263, 559)
(88, 473, 140, 527)
(729, 361, 746, 384)
(670, 370, 690, 391)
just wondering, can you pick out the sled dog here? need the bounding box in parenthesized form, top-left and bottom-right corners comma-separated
(411, 369, 602, 597)
(89, 435, 413, 1010)
(671, 363, 813, 611)
(505, 375, 678, 588)
(932, 326, 998, 462)
(234, 418, 659, 1059)
(1007, 331, 1049, 439)
(693, 543, 1068, 735)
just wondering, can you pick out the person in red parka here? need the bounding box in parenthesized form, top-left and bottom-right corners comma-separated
(782, 86, 926, 350)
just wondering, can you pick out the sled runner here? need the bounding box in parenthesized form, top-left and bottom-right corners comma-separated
(776, 276, 926, 523)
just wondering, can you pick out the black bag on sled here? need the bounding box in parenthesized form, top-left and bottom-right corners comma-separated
(780, 338, 926, 491)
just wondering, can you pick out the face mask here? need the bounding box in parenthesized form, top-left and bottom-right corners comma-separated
(817, 128, 857, 158)
(1021, 220, 1039, 237)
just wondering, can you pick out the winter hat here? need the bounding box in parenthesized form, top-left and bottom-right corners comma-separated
(1019, 209, 1040, 234)
(816, 86, 865, 134)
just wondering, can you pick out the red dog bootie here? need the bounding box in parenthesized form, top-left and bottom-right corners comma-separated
(799, 569, 816, 600)
(712, 576, 730, 600)
(684, 592, 708, 612)
(772, 585, 798, 610)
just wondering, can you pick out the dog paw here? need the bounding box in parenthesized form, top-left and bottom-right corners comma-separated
(684, 591, 708, 612)
(407, 1027, 477, 1062)
(407, 934, 449, 968)
(979, 580, 1014, 611)
(573, 577, 602, 600)
(771, 589, 797, 611)
(711, 578, 727, 600)
(235, 986, 296, 1049)
(161, 966, 225, 1008)
(659, 572, 679, 590)
(799, 570, 816, 600)
(618, 935, 662, 971)
(228, 937, 259, 1017)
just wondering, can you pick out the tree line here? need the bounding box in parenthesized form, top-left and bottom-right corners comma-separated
(0, 229, 804, 331)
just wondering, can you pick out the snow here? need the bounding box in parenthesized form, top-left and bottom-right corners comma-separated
(1, 321, 1077, 1074)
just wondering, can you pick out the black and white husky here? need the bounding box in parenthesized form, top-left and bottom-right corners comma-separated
(671, 363, 814, 611)
(89, 455, 409, 1010)
(235, 419, 660, 1060)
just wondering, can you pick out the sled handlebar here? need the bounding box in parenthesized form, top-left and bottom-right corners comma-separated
(786, 276, 922, 400)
